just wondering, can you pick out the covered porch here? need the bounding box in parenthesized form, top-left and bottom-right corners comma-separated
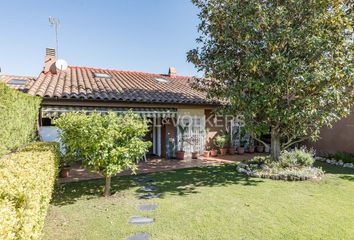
(40, 105, 180, 157)
(40, 105, 209, 158)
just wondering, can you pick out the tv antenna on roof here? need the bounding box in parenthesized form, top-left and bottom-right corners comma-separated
(49, 16, 60, 57)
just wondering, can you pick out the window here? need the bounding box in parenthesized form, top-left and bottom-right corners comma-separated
(93, 72, 111, 78)
(8, 79, 27, 85)
(154, 77, 169, 83)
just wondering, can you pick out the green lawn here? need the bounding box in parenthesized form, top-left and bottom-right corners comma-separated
(43, 162, 354, 240)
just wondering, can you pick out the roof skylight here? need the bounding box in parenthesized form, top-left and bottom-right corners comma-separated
(8, 79, 27, 85)
(154, 77, 169, 83)
(93, 72, 111, 78)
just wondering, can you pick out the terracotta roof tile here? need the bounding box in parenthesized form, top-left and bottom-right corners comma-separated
(27, 66, 218, 105)
(0, 75, 36, 92)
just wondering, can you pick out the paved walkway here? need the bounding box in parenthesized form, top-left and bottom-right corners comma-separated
(58, 153, 264, 183)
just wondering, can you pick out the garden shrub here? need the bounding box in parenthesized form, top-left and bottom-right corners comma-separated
(0, 82, 41, 157)
(238, 148, 322, 181)
(279, 148, 315, 167)
(213, 134, 227, 148)
(0, 142, 60, 240)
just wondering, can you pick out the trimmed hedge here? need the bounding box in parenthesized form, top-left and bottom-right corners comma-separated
(0, 82, 41, 157)
(0, 142, 60, 240)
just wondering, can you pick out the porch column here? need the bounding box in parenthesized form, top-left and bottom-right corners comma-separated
(156, 118, 161, 156)
(152, 119, 156, 155)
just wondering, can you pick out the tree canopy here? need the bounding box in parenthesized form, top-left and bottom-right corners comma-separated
(188, 0, 353, 160)
(55, 111, 151, 196)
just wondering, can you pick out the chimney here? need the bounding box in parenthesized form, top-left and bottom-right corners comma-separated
(168, 67, 176, 78)
(43, 48, 56, 73)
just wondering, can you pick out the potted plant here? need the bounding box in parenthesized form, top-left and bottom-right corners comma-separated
(225, 128, 236, 154)
(214, 134, 228, 156)
(229, 144, 236, 155)
(256, 142, 264, 153)
(188, 136, 199, 159)
(176, 124, 188, 160)
(210, 148, 218, 157)
(59, 157, 71, 178)
(237, 140, 246, 155)
(203, 146, 211, 157)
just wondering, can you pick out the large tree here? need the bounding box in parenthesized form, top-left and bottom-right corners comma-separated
(55, 111, 151, 196)
(188, 0, 353, 160)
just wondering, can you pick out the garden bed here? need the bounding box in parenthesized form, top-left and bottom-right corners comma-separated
(236, 162, 323, 181)
(237, 149, 324, 181)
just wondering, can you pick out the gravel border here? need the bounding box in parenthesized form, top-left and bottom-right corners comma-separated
(314, 157, 354, 169)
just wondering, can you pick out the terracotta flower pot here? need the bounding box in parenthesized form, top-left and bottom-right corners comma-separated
(203, 150, 210, 158)
(176, 151, 185, 160)
(237, 147, 245, 155)
(210, 149, 218, 157)
(220, 148, 228, 156)
(60, 167, 70, 178)
(191, 152, 199, 159)
(229, 147, 236, 155)
(256, 145, 264, 153)
(249, 146, 255, 153)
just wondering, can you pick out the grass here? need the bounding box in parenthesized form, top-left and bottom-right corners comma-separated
(43, 162, 354, 240)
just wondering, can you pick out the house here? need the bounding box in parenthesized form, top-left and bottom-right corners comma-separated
(0, 75, 36, 91)
(1, 48, 236, 158)
(3, 48, 352, 157)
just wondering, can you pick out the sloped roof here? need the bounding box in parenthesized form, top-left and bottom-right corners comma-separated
(0, 75, 36, 92)
(26, 66, 218, 105)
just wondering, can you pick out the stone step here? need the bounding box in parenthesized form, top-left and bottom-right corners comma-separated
(126, 232, 150, 240)
(138, 203, 159, 211)
(128, 216, 154, 225)
(137, 179, 155, 185)
(139, 193, 161, 200)
(139, 186, 157, 192)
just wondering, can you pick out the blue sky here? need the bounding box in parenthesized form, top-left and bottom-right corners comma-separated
(0, 0, 201, 77)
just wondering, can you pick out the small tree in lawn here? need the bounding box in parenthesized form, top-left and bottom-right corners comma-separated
(188, 0, 353, 160)
(55, 111, 151, 196)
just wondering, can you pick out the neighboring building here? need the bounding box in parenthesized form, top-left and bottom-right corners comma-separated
(1, 48, 232, 158)
(0, 75, 36, 91)
(308, 111, 354, 155)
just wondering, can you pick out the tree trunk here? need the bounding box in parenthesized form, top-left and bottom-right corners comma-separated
(271, 128, 281, 161)
(104, 176, 111, 197)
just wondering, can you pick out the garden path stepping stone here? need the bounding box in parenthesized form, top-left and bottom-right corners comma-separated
(137, 179, 154, 185)
(139, 193, 161, 199)
(139, 186, 157, 192)
(128, 216, 154, 225)
(138, 203, 159, 211)
(126, 232, 150, 240)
